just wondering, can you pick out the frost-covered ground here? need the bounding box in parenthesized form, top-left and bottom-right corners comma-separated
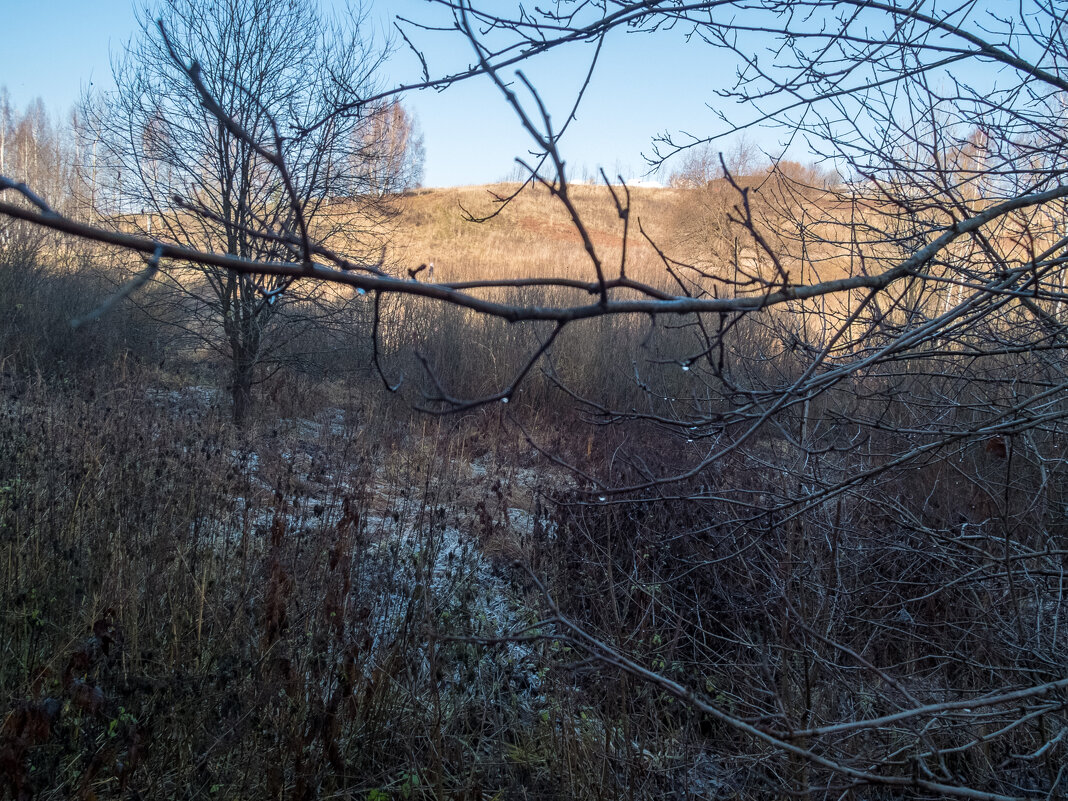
(140, 390, 731, 796)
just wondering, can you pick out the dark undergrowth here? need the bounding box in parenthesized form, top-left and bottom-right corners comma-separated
(2, 257, 1067, 800)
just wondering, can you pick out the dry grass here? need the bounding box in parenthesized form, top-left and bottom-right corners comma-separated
(4, 174, 1068, 799)
(0, 373, 652, 800)
(389, 182, 684, 286)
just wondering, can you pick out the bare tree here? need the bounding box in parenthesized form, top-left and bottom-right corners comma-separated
(0, 92, 73, 267)
(357, 100, 425, 194)
(80, 0, 409, 424)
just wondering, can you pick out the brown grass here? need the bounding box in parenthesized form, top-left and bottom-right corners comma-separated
(4, 173, 1068, 799)
(390, 182, 684, 285)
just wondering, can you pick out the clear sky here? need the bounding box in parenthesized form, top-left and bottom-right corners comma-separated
(0, 0, 774, 187)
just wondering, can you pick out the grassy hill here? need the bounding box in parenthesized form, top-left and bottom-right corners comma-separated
(387, 177, 874, 306)
(390, 182, 686, 285)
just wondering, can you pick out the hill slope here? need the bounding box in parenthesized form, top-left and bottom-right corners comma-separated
(390, 182, 685, 285)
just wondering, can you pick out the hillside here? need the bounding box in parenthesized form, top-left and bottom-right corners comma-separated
(390, 182, 686, 285)
(387, 178, 880, 305)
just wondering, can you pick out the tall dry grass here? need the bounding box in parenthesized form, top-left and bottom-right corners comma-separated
(5, 174, 1068, 799)
(1, 372, 682, 799)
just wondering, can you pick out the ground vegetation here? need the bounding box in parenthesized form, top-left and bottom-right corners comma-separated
(4, 1, 1068, 798)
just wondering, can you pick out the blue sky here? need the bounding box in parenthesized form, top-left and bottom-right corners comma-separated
(0, 0, 769, 187)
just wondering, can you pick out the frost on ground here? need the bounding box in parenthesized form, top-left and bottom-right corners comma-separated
(186, 403, 557, 729)
(164, 399, 717, 791)
(144, 384, 220, 412)
(354, 505, 548, 715)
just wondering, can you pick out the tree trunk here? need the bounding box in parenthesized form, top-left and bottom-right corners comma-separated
(231, 353, 254, 427)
